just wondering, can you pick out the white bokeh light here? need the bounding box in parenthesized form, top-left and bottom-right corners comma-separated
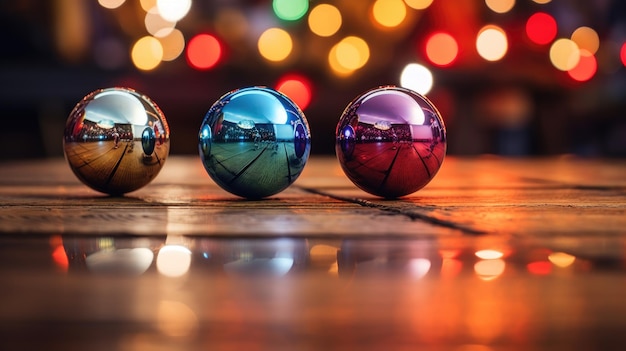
(400, 63, 433, 95)
(157, 0, 192, 22)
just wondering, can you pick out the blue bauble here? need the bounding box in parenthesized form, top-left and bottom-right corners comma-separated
(199, 87, 311, 199)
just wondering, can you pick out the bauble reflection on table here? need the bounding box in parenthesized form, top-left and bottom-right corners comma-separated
(198, 86, 311, 199)
(335, 86, 446, 198)
(63, 87, 170, 195)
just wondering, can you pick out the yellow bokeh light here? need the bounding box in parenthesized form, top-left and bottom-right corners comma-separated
(550, 38, 580, 71)
(336, 36, 370, 70)
(157, 28, 184, 61)
(532, 0, 551, 3)
(485, 0, 515, 14)
(98, 0, 126, 9)
(571, 26, 600, 55)
(258, 28, 293, 62)
(140, 0, 156, 12)
(131, 36, 163, 71)
(476, 25, 508, 61)
(404, 0, 433, 10)
(145, 7, 176, 38)
(328, 44, 354, 77)
(372, 0, 407, 28)
(308, 4, 342, 37)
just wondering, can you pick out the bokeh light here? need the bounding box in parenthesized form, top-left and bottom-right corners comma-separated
(145, 6, 176, 38)
(273, 0, 309, 21)
(372, 0, 407, 28)
(548, 252, 576, 268)
(526, 12, 557, 45)
(550, 38, 580, 71)
(476, 25, 508, 61)
(131, 36, 163, 71)
(258, 28, 293, 62)
(400, 63, 433, 95)
(568, 49, 597, 82)
(571, 26, 600, 55)
(485, 0, 515, 14)
(329, 36, 370, 76)
(532, 0, 552, 3)
(475, 249, 504, 260)
(404, 0, 433, 10)
(186, 34, 221, 70)
(157, 0, 192, 22)
(156, 245, 192, 277)
(99, 0, 126, 9)
(425, 32, 459, 67)
(621, 42, 626, 66)
(275, 74, 313, 110)
(140, 0, 156, 12)
(158, 28, 185, 61)
(308, 4, 342, 37)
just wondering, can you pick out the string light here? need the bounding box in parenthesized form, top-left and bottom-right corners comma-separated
(258, 28, 293, 62)
(568, 50, 597, 82)
(425, 32, 459, 66)
(526, 12, 557, 45)
(131, 36, 163, 71)
(476, 25, 508, 61)
(308, 4, 342, 37)
(186, 34, 221, 70)
(571, 26, 600, 55)
(372, 0, 407, 28)
(550, 38, 580, 71)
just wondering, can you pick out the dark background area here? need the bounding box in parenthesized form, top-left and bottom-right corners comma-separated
(1, 0, 625, 160)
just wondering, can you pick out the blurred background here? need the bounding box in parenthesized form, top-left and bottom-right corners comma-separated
(1, 0, 625, 160)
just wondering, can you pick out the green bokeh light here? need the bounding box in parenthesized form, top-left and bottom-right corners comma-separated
(273, 0, 309, 21)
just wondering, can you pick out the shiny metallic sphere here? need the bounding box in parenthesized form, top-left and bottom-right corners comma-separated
(63, 87, 170, 195)
(335, 86, 446, 198)
(199, 86, 311, 199)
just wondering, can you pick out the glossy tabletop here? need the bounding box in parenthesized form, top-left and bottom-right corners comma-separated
(1, 156, 625, 350)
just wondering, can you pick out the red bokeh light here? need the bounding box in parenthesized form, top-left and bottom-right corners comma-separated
(621, 42, 626, 66)
(568, 50, 597, 82)
(275, 74, 313, 110)
(526, 12, 557, 45)
(186, 34, 222, 70)
(424, 32, 459, 67)
(527, 261, 552, 275)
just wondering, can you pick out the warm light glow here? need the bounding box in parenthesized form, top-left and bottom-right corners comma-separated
(527, 261, 552, 275)
(156, 245, 192, 277)
(567, 49, 597, 82)
(308, 4, 342, 37)
(485, 0, 515, 14)
(98, 0, 126, 9)
(476, 25, 508, 61)
(532, 0, 551, 3)
(621, 42, 626, 66)
(404, 0, 433, 10)
(145, 6, 176, 38)
(372, 0, 407, 28)
(440, 258, 462, 278)
(140, 0, 156, 12)
(157, 300, 199, 337)
(475, 249, 504, 260)
(474, 259, 505, 281)
(425, 32, 459, 66)
(550, 38, 580, 71)
(275, 74, 313, 110)
(526, 12, 557, 45)
(131, 36, 163, 71)
(157, 0, 191, 22)
(158, 28, 185, 61)
(258, 28, 293, 62)
(186, 34, 221, 70)
(50, 236, 68, 272)
(328, 36, 370, 76)
(399, 63, 433, 95)
(407, 258, 431, 279)
(548, 252, 576, 268)
(571, 26, 600, 55)
(273, 0, 309, 21)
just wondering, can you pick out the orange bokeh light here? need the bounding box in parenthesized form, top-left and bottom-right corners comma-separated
(275, 74, 313, 110)
(425, 32, 459, 67)
(567, 50, 597, 82)
(186, 34, 222, 70)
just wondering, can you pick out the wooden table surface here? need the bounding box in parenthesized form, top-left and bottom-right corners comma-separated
(1, 156, 625, 350)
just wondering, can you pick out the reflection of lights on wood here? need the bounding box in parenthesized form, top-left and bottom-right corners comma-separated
(407, 258, 431, 279)
(475, 249, 503, 260)
(548, 252, 576, 268)
(157, 300, 199, 337)
(439, 249, 461, 259)
(440, 258, 462, 278)
(157, 245, 192, 277)
(527, 261, 552, 275)
(50, 235, 68, 272)
(474, 259, 505, 281)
